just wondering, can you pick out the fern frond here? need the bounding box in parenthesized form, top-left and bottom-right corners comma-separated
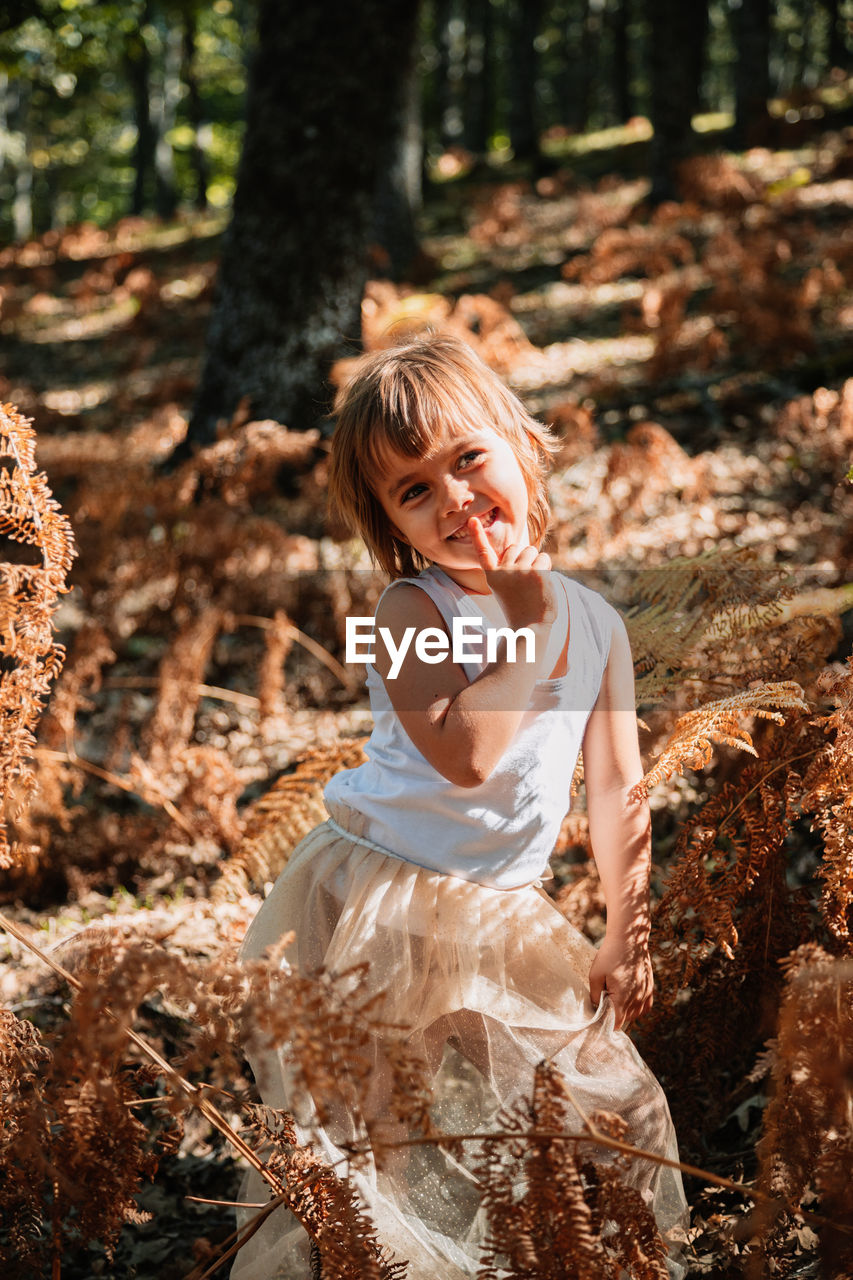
(142, 605, 223, 773)
(639, 681, 808, 793)
(801, 656, 853, 943)
(213, 738, 368, 899)
(757, 946, 853, 1272)
(257, 608, 293, 721)
(622, 548, 804, 705)
(0, 403, 76, 866)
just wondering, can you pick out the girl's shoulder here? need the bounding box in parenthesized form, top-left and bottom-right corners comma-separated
(377, 565, 444, 601)
(554, 574, 624, 684)
(557, 573, 621, 633)
(376, 566, 478, 623)
(373, 569, 459, 652)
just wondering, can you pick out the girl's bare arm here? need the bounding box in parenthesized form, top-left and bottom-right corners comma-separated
(375, 519, 556, 788)
(581, 616, 654, 1030)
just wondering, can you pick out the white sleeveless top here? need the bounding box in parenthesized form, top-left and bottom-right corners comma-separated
(324, 567, 618, 889)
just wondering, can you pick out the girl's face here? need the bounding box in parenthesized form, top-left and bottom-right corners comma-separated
(376, 423, 532, 592)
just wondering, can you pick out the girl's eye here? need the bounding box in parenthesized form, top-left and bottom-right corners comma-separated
(457, 449, 484, 469)
(401, 483, 425, 504)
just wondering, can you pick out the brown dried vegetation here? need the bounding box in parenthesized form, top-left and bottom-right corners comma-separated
(2, 143, 853, 1277)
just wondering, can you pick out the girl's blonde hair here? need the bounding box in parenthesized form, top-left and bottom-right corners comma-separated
(329, 332, 557, 578)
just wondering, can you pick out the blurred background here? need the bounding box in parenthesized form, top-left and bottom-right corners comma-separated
(0, 0, 851, 238)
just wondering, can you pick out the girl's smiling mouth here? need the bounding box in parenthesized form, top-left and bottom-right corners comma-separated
(447, 508, 498, 541)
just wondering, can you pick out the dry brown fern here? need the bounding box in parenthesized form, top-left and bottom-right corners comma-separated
(0, 404, 76, 866)
(230, 1107, 405, 1280)
(39, 621, 116, 752)
(0, 1003, 161, 1276)
(258, 607, 294, 721)
(800, 657, 853, 945)
(142, 604, 224, 771)
(622, 547, 800, 706)
(754, 946, 853, 1277)
(474, 1061, 668, 1280)
(213, 737, 368, 899)
(638, 682, 809, 792)
(175, 417, 322, 507)
(1, 918, 423, 1278)
(633, 711, 822, 1150)
(562, 223, 695, 287)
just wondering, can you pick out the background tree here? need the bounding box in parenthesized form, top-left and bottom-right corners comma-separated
(825, 0, 847, 70)
(733, 0, 772, 148)
(507, 0, 546, 161)
(2, 0, 852, 244)
(611, 0, 634, 124)
(124, 1, 156, 216)
(463, 0, 494, 154)
(647, 0, 709, 201)
(179, 0, 208, 209)
(0, 0, 244, 239)
(185, 0, 420, 448)
(372, 56, 423, 281)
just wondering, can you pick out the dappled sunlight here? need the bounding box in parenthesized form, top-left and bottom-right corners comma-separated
(21, 298, 138, 345)
(1, 89, 852, 1279)
(41, 382, 115, 416)
(511, 334, 656, 388)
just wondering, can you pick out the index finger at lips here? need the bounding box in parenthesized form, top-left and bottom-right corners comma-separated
(468, 516, 499, 570)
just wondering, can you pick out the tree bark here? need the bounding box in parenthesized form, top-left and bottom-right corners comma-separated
(563, 0, 594, 134)
(186, 0, 420, 448)
(126, 2, 155, 216)
(824, 0, 848, 71)
(647, 0, 706, 201)
(463, 0, 493, 154)
(181, 4, 208, 209)
(372, 54, 423, 281)
(508, 0, 545, 160)
(612, 0, 633, 124)
(153, 15, 182, 218)
(733, 0, 771, 148)
(7, 74, 33, 240)
(433, 0, 459, 148)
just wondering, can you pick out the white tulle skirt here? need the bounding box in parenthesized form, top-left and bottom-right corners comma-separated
(232, 804, 687, 1279)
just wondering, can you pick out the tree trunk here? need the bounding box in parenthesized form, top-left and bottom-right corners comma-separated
(185, 0, 420, 449)
(612, 0, 633, 124)
(126, 2, 155, 216)
(433, 0, 459, 148)
(153, 15, 182, 218)
(507, 0, 545, 160)
(372, 55, 423, 280)
(824, 0, 848, 71)
(647, 0, 705, 201)
(564, 0, 594, 134)
(733, 0, 771, 148)
(7, 75, 33, 240)
(463, 0, 493, 154)
(687, 0, 710, 119)
(181, 5, 208, 209)
(2, 73, 32, 241)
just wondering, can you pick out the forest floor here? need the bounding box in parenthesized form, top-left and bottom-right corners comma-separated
(1, 115, 852, 1279)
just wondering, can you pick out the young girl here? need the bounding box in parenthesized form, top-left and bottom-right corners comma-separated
(233, 333, 687, 1279)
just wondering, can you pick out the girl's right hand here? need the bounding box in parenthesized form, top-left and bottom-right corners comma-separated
(467, 515, 556, 634)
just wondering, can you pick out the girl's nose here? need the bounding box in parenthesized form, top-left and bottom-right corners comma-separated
(441, 475, 473, 514)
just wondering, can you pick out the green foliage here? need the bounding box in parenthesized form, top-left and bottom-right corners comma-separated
(2, 0, 850, 239)
(0, 0, 246, 238)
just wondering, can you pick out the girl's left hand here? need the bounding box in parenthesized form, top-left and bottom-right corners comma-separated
(588, 933, 654, 1031)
